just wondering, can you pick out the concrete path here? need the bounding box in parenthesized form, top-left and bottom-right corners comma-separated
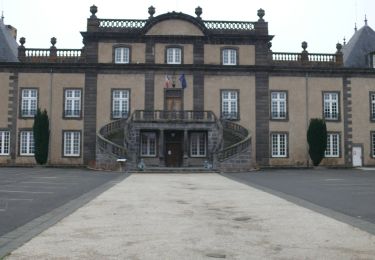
(6, 173, 375, 259)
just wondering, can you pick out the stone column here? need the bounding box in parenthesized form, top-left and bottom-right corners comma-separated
(183, 129, 188, 166)
(159, 129, 164, 166)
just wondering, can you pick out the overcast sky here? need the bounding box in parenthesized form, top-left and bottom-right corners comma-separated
(2, 0, 375, 53)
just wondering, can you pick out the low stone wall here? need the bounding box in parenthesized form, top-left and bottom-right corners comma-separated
(215, 148, 253, 172)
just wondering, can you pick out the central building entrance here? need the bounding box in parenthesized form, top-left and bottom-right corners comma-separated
(165, 130, 183, 167)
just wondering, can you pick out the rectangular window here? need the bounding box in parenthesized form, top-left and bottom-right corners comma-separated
(112, 90, 130, 119)
(271, 91, 287, 119)
(371, 93, 375, 120)
(166, 48, 181, 64)
(0, 131, 10, 155)
(64, 131, 81, 157)
(323, 92, 339, 120)
(140, 132, 157, 157)
(325, 133, 340, 157)
(20, 131, 34, 156)
(372, 132, 375, 157)
(21, 89, 37, 117)
(114, 47, 130, 64)
(222, 49, 237, 65)
(190, 132, 206, 157)
(221, 90, 238, 119)
(271, 133, 287, 158)
(64, 89, 81, 118)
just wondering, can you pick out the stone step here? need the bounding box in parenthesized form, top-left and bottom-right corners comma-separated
(129, 167, 218, 174)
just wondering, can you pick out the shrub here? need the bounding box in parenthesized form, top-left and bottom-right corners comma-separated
(307, 118, 327, 166)
(33, 108, 50, 164)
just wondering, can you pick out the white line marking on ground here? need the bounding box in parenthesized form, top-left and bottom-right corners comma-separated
(0, 198, 33, 201)
(0, 190, 53, 194)
(324, 179, 345, 181)
(21, 181, 75, 185)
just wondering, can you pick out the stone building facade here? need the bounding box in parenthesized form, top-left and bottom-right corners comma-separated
(0, 5, 374, 170)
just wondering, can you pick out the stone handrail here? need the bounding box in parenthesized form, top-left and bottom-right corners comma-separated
(132, 110, 217, 122)
(21, 48, 83, 63)
(97, 118, 128, 158)
(215, 120, 251, 161)
(272, 52, 338, 63)
(204, 21, 255, 31)
(98, 19, 147, 29)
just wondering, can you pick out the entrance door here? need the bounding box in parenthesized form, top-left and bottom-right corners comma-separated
(165, 143, 183, 167)
(352, 146, 363, 167)
(165, 131, 183, 167)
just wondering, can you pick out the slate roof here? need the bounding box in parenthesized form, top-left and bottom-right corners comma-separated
(0, 19, 18, 62)
(342, 24, 375, 68)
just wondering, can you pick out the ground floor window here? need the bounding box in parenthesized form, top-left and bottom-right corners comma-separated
(371, 132, 375, 158)
(20, 131, 34, 156)
(190, 132, 206, 157)
(325, 133, 340, 157)
(141, 132, 157, 157)
(271, 133, 287, 158)
(0, 131, 10, 155)
(64, 131, 81, 157)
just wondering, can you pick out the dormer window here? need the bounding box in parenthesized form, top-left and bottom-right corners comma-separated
(222, 48, 238, 65)
(114, 46, 130, 64)
(166, 47, 182, 64)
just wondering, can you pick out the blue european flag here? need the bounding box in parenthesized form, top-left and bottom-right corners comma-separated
(179, 73, 187, 89)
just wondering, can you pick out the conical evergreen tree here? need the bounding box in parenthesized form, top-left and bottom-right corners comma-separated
(33, 108, 50, 164)
(307, 118, 327, 166)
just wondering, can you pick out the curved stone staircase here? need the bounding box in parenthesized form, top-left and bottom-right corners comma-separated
(96, 113, 252, 172)
(214, 120, 252, 172)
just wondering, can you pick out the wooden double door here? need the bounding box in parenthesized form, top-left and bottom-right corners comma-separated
(165, 131, 183, 167)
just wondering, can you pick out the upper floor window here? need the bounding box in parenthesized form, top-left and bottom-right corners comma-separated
(221, 90, 238, 120)
(20, 131, 34, 156)
(222, 48, 237, 65)
(190, 132, 206, 157)
(21, 89, 37, 118)
(114, 47, 130, 64)
(325, 133, 340, 157)
(64, 131, 81, 157)
(271, 91, 287, 119)
(370, 93, 375, 120)
(0, 131, 10, 155)
(166, 47, 182, 64)
(323, 92, 339, 120)
(64, 89, 81, 118)
(271, 133, 288, 158)
(140, 132, 157, 157)
(112, 89, 130, 119)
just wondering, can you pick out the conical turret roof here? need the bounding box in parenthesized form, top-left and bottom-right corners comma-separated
(342, 23, 375, 68)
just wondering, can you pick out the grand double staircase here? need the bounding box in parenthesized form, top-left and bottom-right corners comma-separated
(96, 110, 252, 172)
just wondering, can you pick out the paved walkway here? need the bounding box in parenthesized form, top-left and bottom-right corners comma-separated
(6, 173, 375, 259)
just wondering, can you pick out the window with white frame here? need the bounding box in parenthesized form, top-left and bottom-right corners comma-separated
(0, 131, 10, 155)
(21, 89, 37, 117)
(372, 132, 375, 157)
(325, 133, 340, 157)
(114, 47, 130, 64)
(323, 92, 339, 120)
(371, 93, 375, 120)
(112, 90, 129, 118)
(221, 90, 238, 119)
(20, 131, 34, 156)
(190, 132, 206, 157)
(222, 48, 237, 65)
(141, 132, 157, 157)
(64, 89, 81, 118)
(271, 133, 287, 158)
(166, 47, 181, 64)
(64, 131, 81, 157)
(271, 91, 287, 119)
